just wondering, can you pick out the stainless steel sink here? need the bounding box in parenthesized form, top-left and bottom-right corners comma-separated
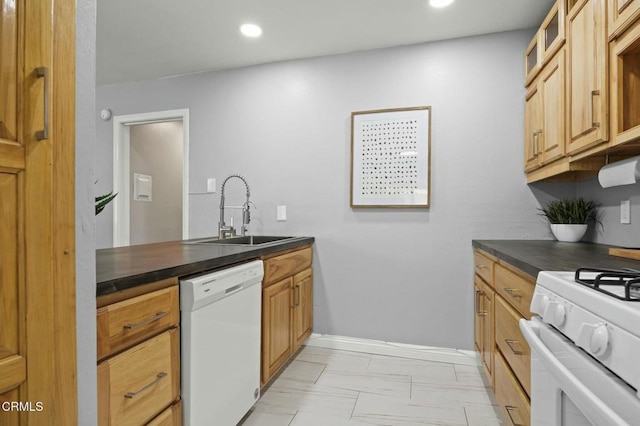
(185, 235, 297, 246)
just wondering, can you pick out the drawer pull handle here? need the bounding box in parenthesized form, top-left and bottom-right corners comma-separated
(475, 264, 488, 271)
(505, 405, 525, 426)
(123, 311, 168, 330)
(477, 310, 488, 317)
(504, 288, 521, 299)
(475, 290, 482, 315)
(124, 372, 167, 399)
(505, 339, 524, 355)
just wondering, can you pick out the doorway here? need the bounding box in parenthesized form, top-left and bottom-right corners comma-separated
(112, 109, 189, 246)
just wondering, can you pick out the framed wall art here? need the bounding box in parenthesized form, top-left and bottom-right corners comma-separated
(350, 106, 431, 208)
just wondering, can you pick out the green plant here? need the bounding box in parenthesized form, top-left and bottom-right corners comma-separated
(95, 192, 117, 215)
(538, 197, 599, 224)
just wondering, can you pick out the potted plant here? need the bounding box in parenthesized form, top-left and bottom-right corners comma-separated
(538, 197, 599, 242)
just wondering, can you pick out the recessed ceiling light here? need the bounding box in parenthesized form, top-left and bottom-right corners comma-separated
(240, 23, 262, 38)
(429, 0, 454, 8)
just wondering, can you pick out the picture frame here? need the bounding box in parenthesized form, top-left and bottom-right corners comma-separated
(350, 106, 431, 208)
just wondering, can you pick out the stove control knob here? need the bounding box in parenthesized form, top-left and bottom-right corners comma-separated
(530, 293, 549, 316)
(590, 324, 610, 357)
(577, 323, 609, 357)
(544, 302, 566, 327)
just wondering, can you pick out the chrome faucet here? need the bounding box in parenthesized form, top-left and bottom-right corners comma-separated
(218, 174, 253, 239)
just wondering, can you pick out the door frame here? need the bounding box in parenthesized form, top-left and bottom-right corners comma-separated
(112, 109, 190, 247)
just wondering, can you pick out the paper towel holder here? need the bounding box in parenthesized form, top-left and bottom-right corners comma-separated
(597, 155, 640, 188)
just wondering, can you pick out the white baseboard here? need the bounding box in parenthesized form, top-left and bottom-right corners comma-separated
(304, 334, 480, 366)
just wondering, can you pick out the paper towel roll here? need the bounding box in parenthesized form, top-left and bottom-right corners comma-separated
(598, 155, 640, 188)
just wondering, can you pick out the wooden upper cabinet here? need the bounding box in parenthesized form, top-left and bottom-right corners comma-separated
(541, 1, 566, 65)
(525, 31, 542, 86)
(524, 49, 567, 172)
(610, 17, 640, 147)
(567, 0, 609, 154)
(608, 0, 640, 38)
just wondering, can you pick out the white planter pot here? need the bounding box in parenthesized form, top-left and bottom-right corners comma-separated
(550, 224, 588, 242)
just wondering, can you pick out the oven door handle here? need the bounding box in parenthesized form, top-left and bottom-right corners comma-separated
(519, 318, 630, 426)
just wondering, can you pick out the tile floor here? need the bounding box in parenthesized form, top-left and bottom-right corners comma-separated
(240, 346, 504, 426)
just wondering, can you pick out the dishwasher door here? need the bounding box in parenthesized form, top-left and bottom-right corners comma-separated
(180, 260, 264, 426)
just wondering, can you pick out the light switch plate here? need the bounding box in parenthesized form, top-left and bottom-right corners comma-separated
(277, 205, 287, 221)
(621, 199, 631, 224)
(207, 178, 216, 193)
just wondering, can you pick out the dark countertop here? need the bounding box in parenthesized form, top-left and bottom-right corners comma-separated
(96, 236, 314, 297)
(472, 240, 640, 278)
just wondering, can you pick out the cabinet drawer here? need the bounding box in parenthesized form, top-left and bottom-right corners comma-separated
(495, 296, 531, 396)
(494, 264, 534, 318)
(263, 247, 312, 286)
(98, 329, 180, 426)
(97, 286, 179, 360)
(474, 250, 494, 285)
(147, 401, 182, 426)
(494, 350, 531, 426)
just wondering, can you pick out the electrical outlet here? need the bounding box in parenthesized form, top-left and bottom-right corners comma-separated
(621, 199, 631, 224)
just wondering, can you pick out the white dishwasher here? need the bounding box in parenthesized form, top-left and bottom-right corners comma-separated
(180, 260, 264, 426)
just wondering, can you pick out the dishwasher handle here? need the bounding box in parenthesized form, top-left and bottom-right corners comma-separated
(225, 284, 243, 296)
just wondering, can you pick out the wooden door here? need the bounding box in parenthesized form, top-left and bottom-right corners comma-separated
(0, 0, 77, 424)
(524, 82, 542, 172)
(292, 268, 313, 352)
(261, 278, 293, 385)
(567, 0, 608, 154)
(540, 49, 566, 165)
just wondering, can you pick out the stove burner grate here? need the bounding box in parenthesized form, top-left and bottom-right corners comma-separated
(575, 267, 640, 301)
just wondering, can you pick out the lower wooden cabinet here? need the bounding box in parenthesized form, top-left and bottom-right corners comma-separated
(473, 249, 533, 425)
(261, 246, 313, 386)
(97, 283, 181, 426)
(262, 277, 295, 384)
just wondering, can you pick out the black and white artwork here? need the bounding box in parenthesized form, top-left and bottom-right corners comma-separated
(351, 107, 431, 207)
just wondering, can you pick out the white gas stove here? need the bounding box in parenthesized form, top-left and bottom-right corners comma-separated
(520, 268, 640, 425)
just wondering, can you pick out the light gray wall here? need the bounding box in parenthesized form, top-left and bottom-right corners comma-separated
(577, 177, 640, 247)
(129, 122, 183, 245)
(96, 30, 572, 350)
(76, 0, 97, 424)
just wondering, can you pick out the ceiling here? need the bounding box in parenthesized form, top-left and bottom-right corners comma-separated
(97, 0, 555, 86)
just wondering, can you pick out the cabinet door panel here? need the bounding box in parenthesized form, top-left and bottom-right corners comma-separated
(292, 268, 313, 351)
(262, 278, 293, 384)
(524, 83, 542, 171)
(540, 49, 566, 164)
(481, 287, 494, 380)
(0, 1, 19, 142)
(567, 0, 608, 153)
